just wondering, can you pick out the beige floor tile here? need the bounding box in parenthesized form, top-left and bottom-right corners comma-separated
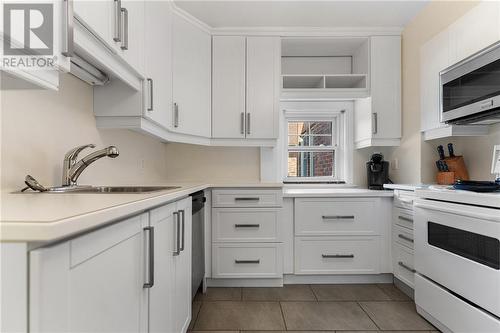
(189, 331, 239, 333)
(311, 284, 392, 301)
(189, 301, 202, 330)
(194, 287, 242, 301)
(194, 301, 285, 331)
(359, 301, 435, 330)
(342, 331, 437, 333)
(377, 283, 412, 301)
(281, 301, 378, 330)
(242, 285, 316, 301)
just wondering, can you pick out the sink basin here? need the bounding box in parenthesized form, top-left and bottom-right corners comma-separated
(31, 186, 181, 193)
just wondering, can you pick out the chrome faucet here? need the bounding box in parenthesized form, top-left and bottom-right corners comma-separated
(62, 144, 119, 186)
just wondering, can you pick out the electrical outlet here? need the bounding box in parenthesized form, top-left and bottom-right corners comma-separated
(392, 158, 399, 170)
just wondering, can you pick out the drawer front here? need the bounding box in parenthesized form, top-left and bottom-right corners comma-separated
(393, 224, 414, 250)
(393, 190, 415, 210)
(212, 243, 283, 278)
(393, 242, 415, 288)
(294, 236, 379, 275)
(393, 207, 414, 230)
(212, 189, 283, 208)
(212, 208, 280, 242)
(295, 198, 378, 236)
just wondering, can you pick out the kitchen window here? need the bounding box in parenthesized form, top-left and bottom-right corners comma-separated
(285, 111, 347, 182)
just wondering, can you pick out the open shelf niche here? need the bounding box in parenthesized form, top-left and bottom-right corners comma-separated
(281, 37, 370, 99)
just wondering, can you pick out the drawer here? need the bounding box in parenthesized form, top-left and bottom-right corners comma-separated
(393, 207, 414, 230)
(295, 198, 378, 236)
(393, 242, 415, 288)
(393, 190, 415, 210)
(212, 208, 280, 242)
(393, 224, 414, 250)
(294, 236, 380, 275)
(212, 243, 283, 278)
(212, 189, 283, 208)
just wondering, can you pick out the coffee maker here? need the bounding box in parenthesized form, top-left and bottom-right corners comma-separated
(367, 153, 389, 190)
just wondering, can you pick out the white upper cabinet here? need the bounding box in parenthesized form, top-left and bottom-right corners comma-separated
(212, 36, 280, 140)
(246, 36, 280, 139)
(172, 12, 212, 138)
(354, 35, 401, 149)
(212, 36, 247, 138)
(420, 1, 497, 140)
(115, 0, 145, 75)
(73, 0, 112, 43)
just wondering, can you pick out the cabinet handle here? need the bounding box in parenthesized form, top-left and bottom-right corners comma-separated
(398, 261, 416, 273)
(322, 254, 354, 258)
(173, 211, 180, 256)
(143, 226, 154, 288)
(147, 78, 153, 111)
(398, 234, 414, 243)
(61, 0, 74, 57)
(398, 215, 413, 223)
(234, 224, 260, 228)
(240, 112, 245, 135)
(234, 197, 260, 201)
(246, 113, 251, 135)
(113, 0, 121, 42)
(372, 112, 378, 134)
(322, 215, 355, 220)
(120, 7, 128, 50)
(235, 260, 260, 264)
(173, 103, 179, 128)
(179, 210, 185, 252)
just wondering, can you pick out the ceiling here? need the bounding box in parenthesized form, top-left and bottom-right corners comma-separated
(174, 1, 428, 29)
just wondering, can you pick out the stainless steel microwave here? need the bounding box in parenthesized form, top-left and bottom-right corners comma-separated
(440, 40, 500, 125)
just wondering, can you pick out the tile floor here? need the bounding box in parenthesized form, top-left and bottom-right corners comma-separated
(188, 284, 438, 333)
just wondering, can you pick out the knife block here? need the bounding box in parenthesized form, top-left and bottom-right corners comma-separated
(444, 156, 469, 181)
(436, 171, 455, 185)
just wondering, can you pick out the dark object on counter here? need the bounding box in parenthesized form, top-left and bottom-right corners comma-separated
(367, 153, 390, 190)
(453, 180, 500, 192)
(437, 145, 446, 160)
(447, 143, 455, 157)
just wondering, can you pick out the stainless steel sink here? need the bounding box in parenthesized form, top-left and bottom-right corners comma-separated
(25, 185, 181, 193)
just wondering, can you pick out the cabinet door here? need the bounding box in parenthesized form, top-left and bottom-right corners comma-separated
(370, 36, 401, 140)
(172, 13, 211, 137)
(29, 214, 149, 333)
(212, 36, 246, 138)
(173, 197, 193, 333)
(246, 36, 280, 139)
(73, 0, 112, 43)
(117, 0, 145, 75)
(149, 203, 177, 333)
(143, 1, 172, 128)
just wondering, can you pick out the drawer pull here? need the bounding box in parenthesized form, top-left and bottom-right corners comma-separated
(234, 197, 260, 201)
(322, 254, 354, 258)
(322, 215, 355, 220)
(235, 259, 260, 264)
(234, 224, 260, 228)
(398, 198, 414, 205)
(398, 261, 416, 273)
(398, 216, 413, 223)
(398, 234, 414, 243)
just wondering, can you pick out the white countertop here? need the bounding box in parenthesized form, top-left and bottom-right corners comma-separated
(416, 185, 500, 209)
(0, 182, 282, 242)
(283, 188, 394, 198)
(383, 184, 426, 192)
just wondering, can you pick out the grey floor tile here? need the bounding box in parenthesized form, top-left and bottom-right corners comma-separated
(281, 301, 378, 331)
(194, 287, 242, 301)
(194, 301, 285, 331)
(189, 331, 239, 333)
(377, 283, 412, 301)
(311, 284, 392, 301)
(359, 301, 435, 330)
(342, 331, 436, 333)
(189, 301, 202, 330)
(242, 285, 316, 301)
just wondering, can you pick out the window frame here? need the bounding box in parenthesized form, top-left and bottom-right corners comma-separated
(283, 110, 346, 183)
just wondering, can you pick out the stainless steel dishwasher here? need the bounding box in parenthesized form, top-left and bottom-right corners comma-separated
(191, 191, 205, 299)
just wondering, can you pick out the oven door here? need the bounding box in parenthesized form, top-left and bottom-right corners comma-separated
(440, 41, 500, 123)
(414, 199, 500, 317)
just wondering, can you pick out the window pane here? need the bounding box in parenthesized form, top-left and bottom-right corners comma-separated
(288, 135, 310, 146)
(310, 135, 332, 146)
(288, 122, 308, 136)
(309, 122, 332, 135)
(287, 151, 335, 177)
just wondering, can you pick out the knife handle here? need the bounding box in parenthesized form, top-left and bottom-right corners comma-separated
(447, 143, 455, 157)
(437, 145, 445, 160)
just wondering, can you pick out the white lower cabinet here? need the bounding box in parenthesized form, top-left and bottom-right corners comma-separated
(29, 197, 192, 333)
